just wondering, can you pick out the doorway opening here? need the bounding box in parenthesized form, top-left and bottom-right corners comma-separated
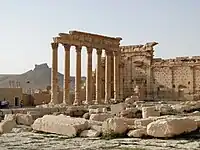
(14, 97, 20, 106)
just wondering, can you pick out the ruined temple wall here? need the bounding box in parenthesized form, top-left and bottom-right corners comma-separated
(152, 57, 200, 100)
(153, 67, 172, 89)
(194, 67, 200, 94)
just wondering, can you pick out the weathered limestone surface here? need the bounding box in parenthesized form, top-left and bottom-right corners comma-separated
(16, 114, 33, 126)
(89, 113, 113, 122)
(127, 128, 147, 138)
(102, 117, 128, 136)
(32, 115, 88, 137)
(142, 107, 160, 118)
(80, 129, 100, 137)
(134, 118, 154, 128)
(147, 117, 197, 138)
(111, 103, 126, 115)
(0, 115, 16, 134)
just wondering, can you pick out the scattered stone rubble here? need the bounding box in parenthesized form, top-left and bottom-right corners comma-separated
(1, 99, 200, 142)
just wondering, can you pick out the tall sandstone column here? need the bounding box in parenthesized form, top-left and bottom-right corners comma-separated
(105, 51, 112, 104)
(63, 44, 71, 105)
(85, 47, 93, 104)
(113, 51, 119, 102)
(95, 49, 102, 104)
(146, 66, 152, 100)
(50, 42, 59, 104)
(73, 46, 82, 105)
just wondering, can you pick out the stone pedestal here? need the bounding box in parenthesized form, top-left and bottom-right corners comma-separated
(50, 43, 59, 104)
(105, 51, 112, 104)
(63, 44, 71, 105)
(85, 47, 93, 105)
(73, 46, 82, 106)
(95, 49, 102, 104)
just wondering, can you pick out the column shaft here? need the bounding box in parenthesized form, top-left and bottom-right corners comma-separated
(95, 49, 102, 104)
(114, 51, 119, 101)
(85, 47, 93, 104)
(105, 51, 112, 104)
(73, 46, 82, 105)
(63, 44, 71, 105)
(50, 43, 59, 104)
(146, 66, 152, 100)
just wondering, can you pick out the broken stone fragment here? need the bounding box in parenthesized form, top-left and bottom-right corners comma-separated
(147, 117, 197, 138)
(32, 114, 88, 137)
(102, 117, 128, 137)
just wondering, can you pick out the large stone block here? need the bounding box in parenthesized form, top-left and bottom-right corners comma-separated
(142, 107, 160, 118)
(80, 129, 100, 137)
(32, 114, 88, 137)
(89, 113, 113, 122)
(111, 103, 126, 115)
(16, 114, 34, 126)
(134, 118, 154, 128)
(0, 119, 16, 134)
(102, 117, 128, 136)
(127, 128, 147, 138)
(120, 107, 141, 118)
(147, 117, 197, 138)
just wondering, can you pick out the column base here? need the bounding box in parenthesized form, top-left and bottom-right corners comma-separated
(73, 100, 81, 106)
(104, 99, 110, 104)
(94, 100, 100, 105)
(83, 100, 92, 105)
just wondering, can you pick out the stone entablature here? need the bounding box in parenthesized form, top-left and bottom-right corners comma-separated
(152, 57, 200, 67)
(53, 31, 122, 50)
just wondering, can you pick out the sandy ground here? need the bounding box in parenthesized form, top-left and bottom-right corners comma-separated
(0, 131, 200, 150)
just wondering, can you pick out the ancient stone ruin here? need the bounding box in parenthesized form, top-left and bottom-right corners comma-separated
(1, 30, 200, 150)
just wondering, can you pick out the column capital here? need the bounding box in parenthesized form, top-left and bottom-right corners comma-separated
(63, 44, 71, 51)
(113, 51, 119, 56)
(96, 49, 102, 55)
(105, 50, 112, 56)
(51, 43, 59, 50)
(75, 45, 82, 53)
(87, 47, 93, 54)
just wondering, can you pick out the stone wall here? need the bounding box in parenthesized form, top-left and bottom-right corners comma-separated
(0, 88, 23, 106)
(121, 43, 200, 101)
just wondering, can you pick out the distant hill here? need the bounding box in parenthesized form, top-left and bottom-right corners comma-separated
(0, 63, 86, 93)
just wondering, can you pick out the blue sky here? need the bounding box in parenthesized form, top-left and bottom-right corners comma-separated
(0, 0, 200, 76)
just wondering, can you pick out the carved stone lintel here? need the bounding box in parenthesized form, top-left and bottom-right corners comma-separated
(51, 43, 58, 50)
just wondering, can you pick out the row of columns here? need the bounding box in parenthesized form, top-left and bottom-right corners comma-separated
(50, 42, 120, 105)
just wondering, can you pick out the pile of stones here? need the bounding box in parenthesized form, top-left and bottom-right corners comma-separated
(1, 98, 200, 139)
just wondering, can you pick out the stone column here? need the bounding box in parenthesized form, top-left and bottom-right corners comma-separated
(85, 47, 93, 105)
(105, 51, 112, 104)
(113, 51, 119, 102)
(50, 42, 59, 104)
(146, 66, 152, 100)
(95, 48, 102, 104)
(63, 44, 71, 105)
(73, 46, 82, 105)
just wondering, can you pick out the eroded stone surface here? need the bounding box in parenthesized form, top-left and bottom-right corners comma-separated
(102, 117, 128, 136)
(147, 117, 197, 138)
(32, 114, 88, 137)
